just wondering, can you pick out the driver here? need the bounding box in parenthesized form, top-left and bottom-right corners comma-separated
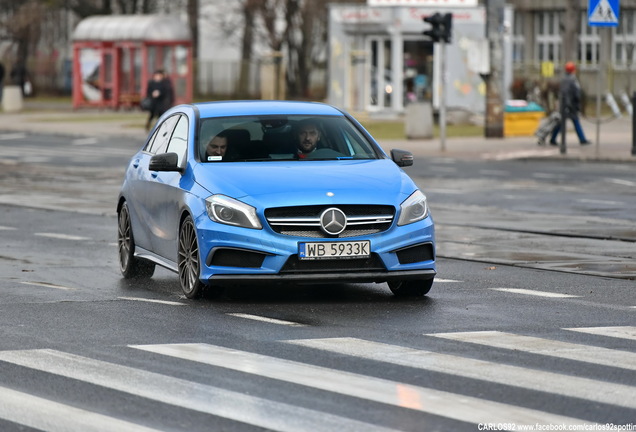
(295, 119, 321, 158)
(205, 131, 229, 161)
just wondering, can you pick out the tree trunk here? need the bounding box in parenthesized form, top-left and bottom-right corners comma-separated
(187, 0, 199, 60)
(238, 0, 257, 98)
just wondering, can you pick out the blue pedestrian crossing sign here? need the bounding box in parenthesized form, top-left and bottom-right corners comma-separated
(588, 0, 619, 26)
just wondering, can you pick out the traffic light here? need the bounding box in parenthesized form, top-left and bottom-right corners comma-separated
(423, 13, 443, 43)
(423, 12, 452, 43)
(441, 12, 452, 43)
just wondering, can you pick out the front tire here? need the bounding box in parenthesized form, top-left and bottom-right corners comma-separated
(178, 216, 206, 299)
(118, 202, 155, 279)
(389, 278, 434, 297)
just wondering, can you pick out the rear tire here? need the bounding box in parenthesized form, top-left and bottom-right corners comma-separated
(118, 202, 155, 279)
(389, 278, 434, 297)
(178, 216, 206, 299)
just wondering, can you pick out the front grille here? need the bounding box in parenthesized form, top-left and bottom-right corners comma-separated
(280, 253, 386, 273)
(395, 243, 435, 265)
(265, 205, 395, 238)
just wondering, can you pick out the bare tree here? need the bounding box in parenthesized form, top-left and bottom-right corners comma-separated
(187, 0, 199, 60)
(237, 0, 258, 98)
(0, 2, 47, 68)
(255, 0, 364, 98)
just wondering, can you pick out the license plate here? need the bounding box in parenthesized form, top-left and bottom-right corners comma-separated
(298, 240, 370, 260)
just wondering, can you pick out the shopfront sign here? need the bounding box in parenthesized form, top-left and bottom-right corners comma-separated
(368, 0, 478, 7)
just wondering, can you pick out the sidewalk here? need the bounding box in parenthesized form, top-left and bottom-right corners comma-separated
(2, 99, 635, 162)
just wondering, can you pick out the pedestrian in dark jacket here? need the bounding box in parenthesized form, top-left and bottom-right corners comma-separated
(549, 62, 590, 146)
(0, 61, 5, 102)
(145, 70, 174, 131)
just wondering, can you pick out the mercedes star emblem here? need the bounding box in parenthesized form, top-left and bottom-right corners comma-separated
(320, 207, 347, 236)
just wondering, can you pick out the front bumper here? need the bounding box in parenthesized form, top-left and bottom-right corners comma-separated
(209, 269, 436, 286)
(195, 211, 436, 285)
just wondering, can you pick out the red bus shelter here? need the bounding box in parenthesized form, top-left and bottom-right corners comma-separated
(72, 14, 193, 109)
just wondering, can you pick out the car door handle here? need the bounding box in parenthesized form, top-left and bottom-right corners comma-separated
(151, 172, 158, 178)
(132, 159, 140, 168)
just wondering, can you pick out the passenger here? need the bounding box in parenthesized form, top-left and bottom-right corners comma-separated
(295, 119, 321, 158)
(205, 131, 229, 161)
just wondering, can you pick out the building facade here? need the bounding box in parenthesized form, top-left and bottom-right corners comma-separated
(510, 0, 636, 103)
(328, 0, 636, 116)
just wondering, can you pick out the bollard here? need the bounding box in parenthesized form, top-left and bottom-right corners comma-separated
(620, 92, 633, 116)
(632, 92, 636, 156)
(606, 93, 622, 118)
(2, 85, 23, 113)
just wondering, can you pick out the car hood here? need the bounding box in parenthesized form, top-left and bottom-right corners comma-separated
(193, 159, 417, 208)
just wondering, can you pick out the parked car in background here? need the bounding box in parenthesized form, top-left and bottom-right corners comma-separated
(117, 100, 435, 298)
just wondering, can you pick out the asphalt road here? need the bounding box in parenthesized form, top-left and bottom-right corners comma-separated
(0, 132, 634, 431)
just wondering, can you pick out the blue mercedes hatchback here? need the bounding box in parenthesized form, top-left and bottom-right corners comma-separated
(117, 101, 435, 298)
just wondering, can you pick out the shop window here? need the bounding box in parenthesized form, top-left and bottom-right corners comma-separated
(512, 12, 525, 64)
(535, 11, 562, 63)
(613, 10, 636, 69)
(579, 11, 600, 67)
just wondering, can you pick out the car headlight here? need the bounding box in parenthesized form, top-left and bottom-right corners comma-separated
(205, 195, 262, 229)
(397, 190, 429, 226)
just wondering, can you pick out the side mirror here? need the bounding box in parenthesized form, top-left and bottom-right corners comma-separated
(391, 149, 414, 167)
(149, 152, 182, 172)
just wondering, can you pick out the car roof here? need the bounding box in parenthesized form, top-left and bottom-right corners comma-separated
(193, 100, 345, 118)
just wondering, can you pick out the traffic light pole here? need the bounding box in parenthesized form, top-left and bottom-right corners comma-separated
(439, 41, 447, 152)
(422, 12, 452, 152)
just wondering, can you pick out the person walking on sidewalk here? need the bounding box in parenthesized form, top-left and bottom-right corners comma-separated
(549, 62, 590, 146)
(144, 69, 174, 131)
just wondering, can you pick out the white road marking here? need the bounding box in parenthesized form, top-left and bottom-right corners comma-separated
(434, 278, 462, 283)
(0, 144, 133, 159)
(429, 166, 457, 173)
(34, 232, 91, 241)
(427, 331, 636, 371)
(490, 288, 580, 298)
(0, 132, 27, 140)
(532, 172, 565, 179)
(72, 137, 99, 146)
(21, 281, 75, 291)
(118, 297, 186, 306)
(132, 342, 596, 426)
(484, 149, 557, 161)
(0, 225, 16, 231)
(287, 337, 636, 409)
(0, 386, 161, 432)
(605, 178, 636, 187)
(565, 326, 636, 341)
(226, 313, 307, 327)
(426, 188, 463, 194)
(576, 198, 623, 206)
(479, 169, 509, 176)
(0, 349, 397, 432)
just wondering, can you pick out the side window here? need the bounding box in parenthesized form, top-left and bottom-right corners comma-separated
(143, 128, 160, 153)
(166, 115, 189, 166)
(147, 115, 179, 155)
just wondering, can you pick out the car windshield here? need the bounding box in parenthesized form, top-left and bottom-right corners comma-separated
(199, 115, 382, 162)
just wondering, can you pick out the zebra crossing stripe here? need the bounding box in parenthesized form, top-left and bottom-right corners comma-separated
(0, 133, 27, 140)
(286, 337, 636, 410)
(0, 385, 160, 432)
(131, 342, 593, 426)
(0, 349, 396, 432)
(426, 331, 636, 371)
(566, 326, 636, 340)
(490, 288, 580, 298)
